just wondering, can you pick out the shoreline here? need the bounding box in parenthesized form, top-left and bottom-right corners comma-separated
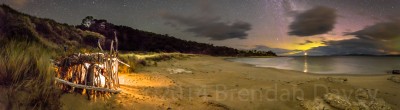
(224, 56, 396, 76)
(61, 55, 400, 110)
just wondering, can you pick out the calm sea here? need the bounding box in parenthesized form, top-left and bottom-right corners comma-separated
(227, 56, 400, 74)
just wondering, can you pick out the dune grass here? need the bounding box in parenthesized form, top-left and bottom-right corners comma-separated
(0, 39, 192, 109)
(0, 40, 61, 110)
(118, 52, 193, 72)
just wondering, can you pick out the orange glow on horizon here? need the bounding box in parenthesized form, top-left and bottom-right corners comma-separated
(250, 34, 358, 55)
(294, 42, 325, 51)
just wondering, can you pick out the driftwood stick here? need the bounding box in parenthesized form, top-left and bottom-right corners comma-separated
(117, 59, 130, 67)
(110, 40, 114, 55)
(114, 31, 118, 53)
(54, 78, 121, 93)
(97, 39, 103, 51)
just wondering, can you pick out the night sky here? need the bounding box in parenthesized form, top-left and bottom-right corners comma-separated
(2, 0, 400, 55)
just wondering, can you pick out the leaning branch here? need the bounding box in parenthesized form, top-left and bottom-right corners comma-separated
(54, 78, 121, 93)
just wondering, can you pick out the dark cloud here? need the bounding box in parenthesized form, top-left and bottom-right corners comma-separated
(290, 7, 400, 55)
(305, 18, 400, 55)
(288, 6, 337, 36)
(348, 19, 400, 41)
(253, 45, 292, 55)
(304, 39, 384, 56)
(161, 13, 252, 40)
(298, 40, 313, 45)
(346, 18, 400, 52)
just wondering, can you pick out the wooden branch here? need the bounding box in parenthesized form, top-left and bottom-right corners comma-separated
(97, 39, 103, 51)
(54, 78, 121, 93)
(117, 59, 130, 67)
(110, 40, 114, 54)
(114, 31, 118, 53)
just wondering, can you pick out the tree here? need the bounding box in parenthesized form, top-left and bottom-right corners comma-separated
(81, 16, 94, 28)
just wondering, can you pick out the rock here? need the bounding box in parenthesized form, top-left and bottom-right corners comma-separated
(296, 96, 304, 101)
(390, 70, 400, 74)
(203, 101, 230, 110)
(303, 93, 392, 110)
(352, 100, 370, 110)
(324, 77, 348, 83)
(199, 94, 212, 97)
(355, 88, 370, 100)
(167, 68, 192, 74)
(301, 97, 333, 110)
(388, 76, 400, 83)
(368, 99, 392, 110)
(323, 93, 352, 109)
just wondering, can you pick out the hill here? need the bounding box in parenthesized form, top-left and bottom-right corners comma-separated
(0, 4, 276, 56)
(0, 4, 104, 50)
(76, 16, 276, 56)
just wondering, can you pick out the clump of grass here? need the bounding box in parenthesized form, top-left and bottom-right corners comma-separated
(118, 54, 139, 73)
(118, 52, 193, 73)
(0, 40, 61, 110)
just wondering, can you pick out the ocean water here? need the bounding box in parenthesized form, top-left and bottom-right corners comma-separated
(227, 56, 400, 74)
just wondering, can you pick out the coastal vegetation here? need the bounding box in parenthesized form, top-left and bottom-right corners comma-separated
(119, 52, 194, 72)
(0, 40, 61, 109)
(0, 4, 274, 110)
(77, 16, 277, 57)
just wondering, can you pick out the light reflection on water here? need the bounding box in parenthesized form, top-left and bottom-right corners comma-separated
(303, 56, 308, 73)
(227, 56, 400, 74)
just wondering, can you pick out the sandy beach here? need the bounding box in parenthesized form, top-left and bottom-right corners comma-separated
(1, 1, 399, 109)
(61, 55, 400, 110)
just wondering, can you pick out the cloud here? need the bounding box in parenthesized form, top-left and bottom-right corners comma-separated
(347, 20, 400, 41)
(161, 13, 252, 40)
(298, 40, 313, 45)
(346, 18, 400, 52)
(304, 18, 400, 55)
(253, 45, 292, 55)
(288, 6, 337, 36)
(304, 39, 385, 56)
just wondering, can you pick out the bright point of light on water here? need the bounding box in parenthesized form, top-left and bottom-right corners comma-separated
(304, 52, 308, 56)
